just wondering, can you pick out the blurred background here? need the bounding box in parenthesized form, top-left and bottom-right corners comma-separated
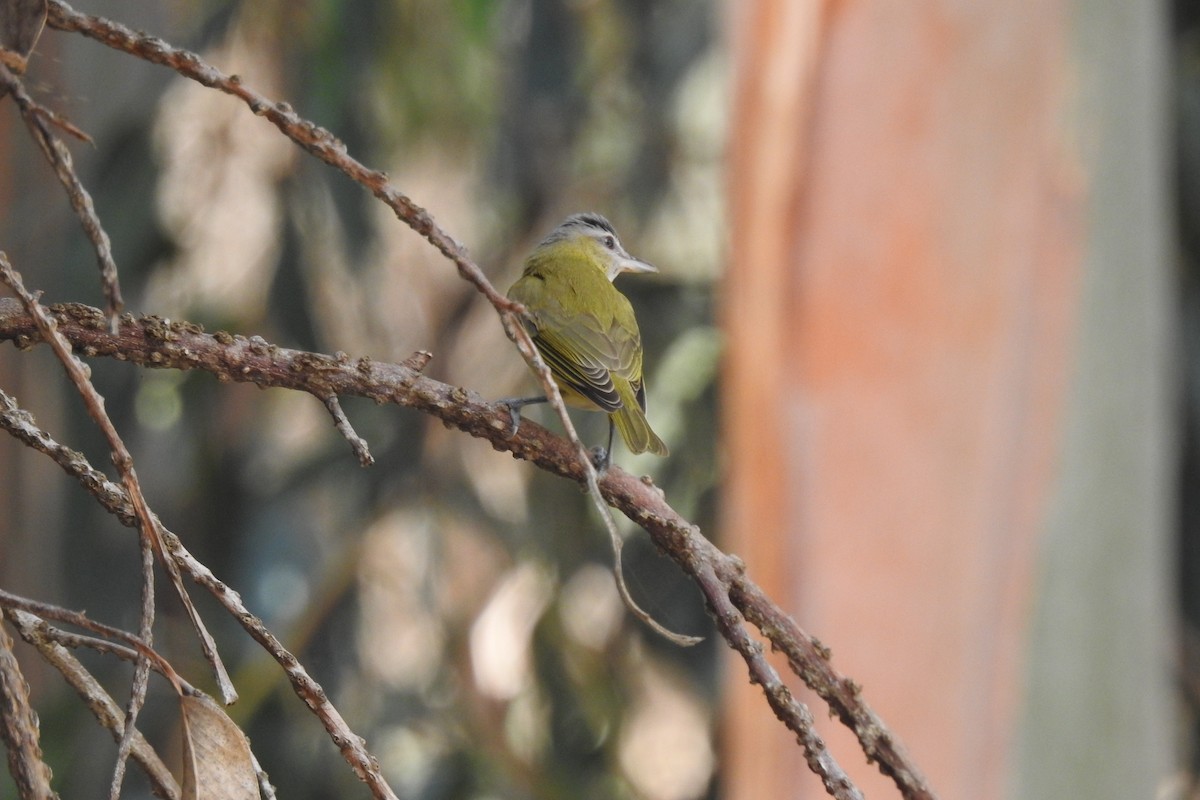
(0, 1, 1189, 798)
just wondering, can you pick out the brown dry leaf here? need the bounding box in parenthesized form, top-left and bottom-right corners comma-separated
(180, 693, 258, 800)
(0, 0, 46, 72)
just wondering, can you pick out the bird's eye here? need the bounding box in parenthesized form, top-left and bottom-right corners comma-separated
(603, 235, 616, 250)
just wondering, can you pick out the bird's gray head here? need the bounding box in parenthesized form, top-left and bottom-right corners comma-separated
(539, 212, 657, 281)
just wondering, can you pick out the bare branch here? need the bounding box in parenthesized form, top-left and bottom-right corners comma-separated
(0, 298, 937, 798)
(0, 258, 235, 711)
(5, 609, 182, 800)
(693, 561, 861, 800)
(726, 571, 935, 799)
(0, 588, 187, 692)
(0, 63, 118, 322)
(0, 384, 401, 800)
(0, 296, 610, 478)
(322, 393, 373, 467)
(622, 495, 938, 799)
(0, 618, 55, 800)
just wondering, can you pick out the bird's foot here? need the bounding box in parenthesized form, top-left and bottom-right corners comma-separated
(589, 445, 611, 472)
(496, 396, 547, 438)
(498, 400, 522, 438)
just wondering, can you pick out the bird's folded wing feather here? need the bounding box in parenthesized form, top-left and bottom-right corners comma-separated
(529, 306, 641, 413)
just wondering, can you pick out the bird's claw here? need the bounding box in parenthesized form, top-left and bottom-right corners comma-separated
(498, 399, 523, 438)
(589, 445, 611, 472)
(497, 396, 546, 439)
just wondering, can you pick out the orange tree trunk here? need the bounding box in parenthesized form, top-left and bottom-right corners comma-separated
(722, 1, 1170, 797)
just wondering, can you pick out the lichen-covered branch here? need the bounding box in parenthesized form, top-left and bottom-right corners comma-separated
(0, 298, 936, 799)
(7, 609, 180, 800)
(692, 561, 863, 800)
(0, 620, 55, 800)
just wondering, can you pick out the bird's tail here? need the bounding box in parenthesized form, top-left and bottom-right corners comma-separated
(612, 390, 669, 457)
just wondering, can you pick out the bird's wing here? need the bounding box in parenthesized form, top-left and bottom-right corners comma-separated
(509, 267, 645, 413)
(529, 310, 626, 412)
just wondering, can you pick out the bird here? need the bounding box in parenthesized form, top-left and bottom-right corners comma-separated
(502, 212, 668, 468)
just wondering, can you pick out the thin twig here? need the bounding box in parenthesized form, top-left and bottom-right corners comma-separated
(45, 0, 506, 315)
(250, 751, 278, 800)
(111, 462, 158, 800)
(0, 258, 236, 710)
(0, 63, 120, 323)
(9, 614, 157, 671)
(5, 609, 180, 800)
(0, 1, 48, 75)
(0, 256, 151, 799)
(110, 533, 155, 800)
(503, 312, 700, 646)
(0, 590, 184, 690)
(322, 394, 373, 467)
(0, 385, 401, 800)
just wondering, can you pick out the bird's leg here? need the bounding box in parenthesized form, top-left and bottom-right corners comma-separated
(496, 395, 547, 437)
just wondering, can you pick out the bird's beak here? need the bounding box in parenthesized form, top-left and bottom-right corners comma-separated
(618, 255, 658, 275)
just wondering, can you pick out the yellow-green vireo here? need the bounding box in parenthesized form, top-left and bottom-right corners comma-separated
(503, 213, 668, 468)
